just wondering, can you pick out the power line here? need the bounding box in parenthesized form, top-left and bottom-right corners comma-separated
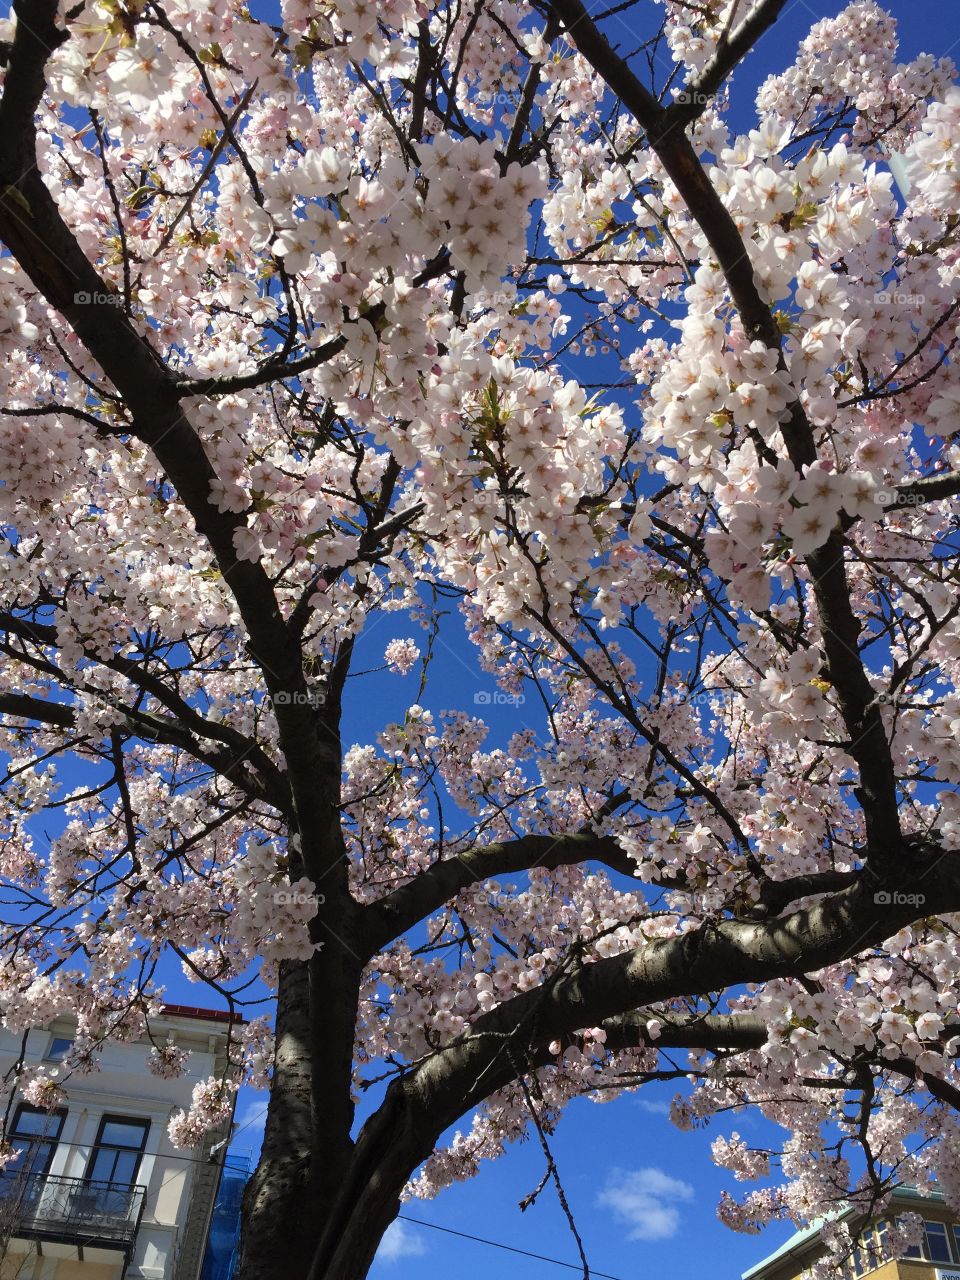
(12, 1109, 631, 1277)
(226, 1103, 267, 1145)
(397, 1213, 629, 1279)
(4, 1097, 268, 1171)
(4, 1130, 257, 1169)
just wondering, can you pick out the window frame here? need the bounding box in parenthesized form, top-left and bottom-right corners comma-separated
(871, 1219, 889, 1267)
(84, 1114, 149, 1188)
(899, 1215, 924, 1259)
(923, 1219, 956, 1264)
(7, 1103, 67, 1178)
(44, 1036, 73, 1063)
(861, 1221, 884, 1272)
(897, 1214, 958, 1264)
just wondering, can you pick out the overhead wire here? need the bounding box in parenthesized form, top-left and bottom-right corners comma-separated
(397, 1212, 629, 1279)
(9, 1106, 631, 1276)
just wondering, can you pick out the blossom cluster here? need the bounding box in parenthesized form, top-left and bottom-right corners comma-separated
(1, 0, 960, 1257)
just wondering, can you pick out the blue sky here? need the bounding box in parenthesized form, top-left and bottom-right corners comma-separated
(340, 6, 960, 1279)
(190, 3, 960, 1276)
(228, 1075, 772, 1280)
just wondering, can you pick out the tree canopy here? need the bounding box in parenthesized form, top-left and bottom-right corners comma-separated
(1, 0, 960, 1276)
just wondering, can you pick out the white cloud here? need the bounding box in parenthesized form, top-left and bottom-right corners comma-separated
(375, 1220, 427, 1265)
(596, 1167, 694, 1241)
(635, 1097, 671, 1115)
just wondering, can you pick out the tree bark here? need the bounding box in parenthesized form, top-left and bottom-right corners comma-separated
(236, 960, 319, 1279)
(236, 778, 363, 1280)
(298, 858, 960, 1279)
(236, 931, 364, 1279)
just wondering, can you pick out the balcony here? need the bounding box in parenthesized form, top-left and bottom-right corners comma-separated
(0, 1170, 145, 1252)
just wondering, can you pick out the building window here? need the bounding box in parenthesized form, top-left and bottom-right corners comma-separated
(850, 1220, 890, 1276)
(44, 1036, 73, 1063)
(872, 1219, 888, 1265)
(899, 1215, 924, 1259)
(924, 1220, 955, 1264)
(898, 1216, 957, 1263)
(85, 1116, 149, 1187)
(5, 1104, 66, 1178)
(851, 1228, 881, 1276)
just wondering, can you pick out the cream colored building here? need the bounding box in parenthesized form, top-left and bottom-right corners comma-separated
(0, 1007, 239, 1280)
(743, 1188, 960, 1280)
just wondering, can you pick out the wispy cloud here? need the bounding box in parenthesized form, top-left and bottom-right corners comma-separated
(636, 1097, 671, 1115)
(597, 1167, 694, 1241)
(375, 1220, 427, 1265)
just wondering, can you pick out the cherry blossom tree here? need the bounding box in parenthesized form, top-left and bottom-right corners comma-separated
(1, 0, 960, 1275)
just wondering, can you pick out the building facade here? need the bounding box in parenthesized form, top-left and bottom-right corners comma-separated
(0, 1006, 239, 1280)
(743, 1189, 960, 1280)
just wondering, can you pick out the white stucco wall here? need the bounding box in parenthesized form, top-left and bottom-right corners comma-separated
(0, 1012, 236, 1280)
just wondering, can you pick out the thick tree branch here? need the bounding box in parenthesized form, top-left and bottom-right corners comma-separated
(363, 827, 870, 955)
(675, 0, 791, 121)
(545, 0, 904, 870)
(889, 471, 960, 508)
(0, 691, 74, 729)
(0, 610, 289, 806)
(751, 869, 861, 918)
(0, 688, 276, 803)
(0, 0, 345, 888)
(362, 830, 639, 955)
(314, 855, 960, 1278)
(601, 1010, 769, 1053)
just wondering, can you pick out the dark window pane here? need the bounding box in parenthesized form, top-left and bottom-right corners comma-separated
(6, 1108, 64, 1180)
(11, 1108, 63, 1139)
(45, 1037, 73, 1062)
(925, 1222, 953, 1264)
(87, 1150, 115, 1182)
(110, 1151, 139, 1184)
(89, 1149, 138, 1185)
(99, 1120, 147, 1148)
(85, 1116, 148, 1187)
(11, 1113, 47, 1137)
(895, 1217, 922, 1259)
(9, 1139, 53, 1177)
(864, 1233, 879, 1268)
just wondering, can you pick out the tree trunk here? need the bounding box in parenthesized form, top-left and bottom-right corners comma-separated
(306, 1089, 423, 1280)
(234, 960, 320, 1278)
(235, 913, 364, 1280)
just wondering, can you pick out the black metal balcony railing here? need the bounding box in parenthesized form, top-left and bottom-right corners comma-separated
(0, 1169, 145, 1248)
